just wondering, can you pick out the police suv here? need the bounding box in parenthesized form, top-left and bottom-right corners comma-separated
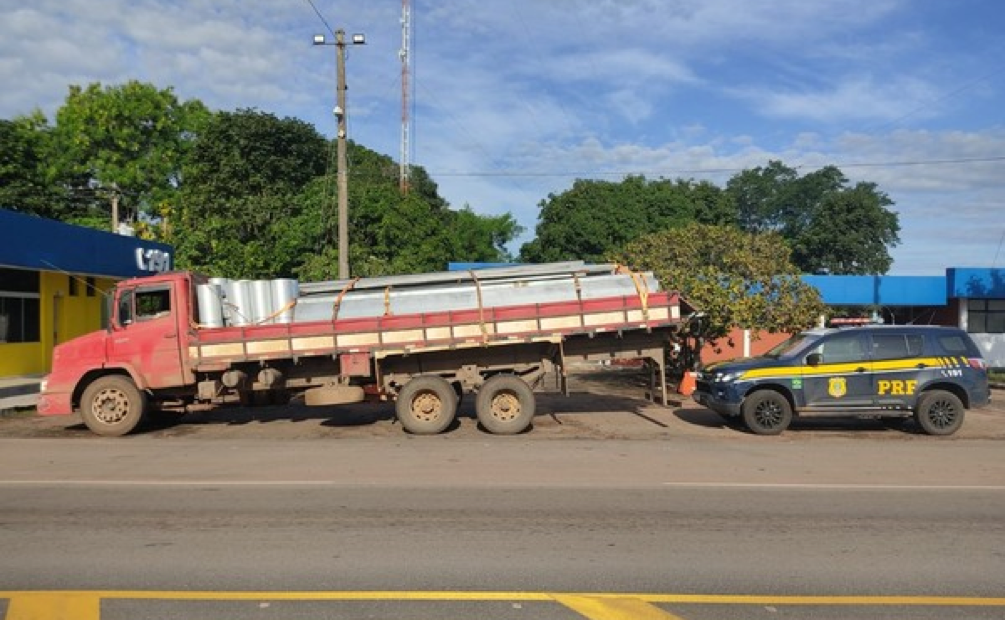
(692, 325, 990, 436)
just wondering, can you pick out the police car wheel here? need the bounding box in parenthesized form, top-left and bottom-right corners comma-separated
(741, 391, 793, 436)
(914, 390, 965, 436)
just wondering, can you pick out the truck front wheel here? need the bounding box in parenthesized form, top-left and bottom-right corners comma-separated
(476, 375, 535, 435)
(395, 376, 457, 435)
(80, 375, 148, 437)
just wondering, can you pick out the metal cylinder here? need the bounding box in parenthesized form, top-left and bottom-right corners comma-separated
(221, 370, 247, 389)
(251, 280, 274, 325)
(257, 368, 284, 388)
(229, 280, 253, 326)
(196, 284, 224, 328)
(271, 279, 299, 324)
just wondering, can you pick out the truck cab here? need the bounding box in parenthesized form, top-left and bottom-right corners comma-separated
(38, 272, 196, 434)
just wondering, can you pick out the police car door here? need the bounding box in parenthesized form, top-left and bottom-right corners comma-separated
(869, 332, 926, 408)
(802, 331, 874, 407)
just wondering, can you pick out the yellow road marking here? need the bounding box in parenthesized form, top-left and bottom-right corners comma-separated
(2, 589, 1003, 620)
(554, 594, 684, 619)
(5, 592, 99, 620)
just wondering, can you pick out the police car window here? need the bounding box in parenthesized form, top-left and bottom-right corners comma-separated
(937, 335, 968, 354)
(872, 335, 922, 360)
(817, 333, 866, 364)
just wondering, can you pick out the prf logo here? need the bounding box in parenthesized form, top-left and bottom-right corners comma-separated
(828, 377, 847, 398)
(136, 248, 171, 272)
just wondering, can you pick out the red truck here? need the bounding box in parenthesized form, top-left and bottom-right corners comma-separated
(38, 265, 691, 436)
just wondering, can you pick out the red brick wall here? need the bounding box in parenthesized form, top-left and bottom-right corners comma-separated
(700, 329, 792, 364)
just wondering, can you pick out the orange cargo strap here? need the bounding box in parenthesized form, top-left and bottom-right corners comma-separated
(469, 270, 489, 343)
(383, 286, 393, 316)
(626, 268, 650, 321)
(332, 277, 360, 321)
(254, 298, 298, 325)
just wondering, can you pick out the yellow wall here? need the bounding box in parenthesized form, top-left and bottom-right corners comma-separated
(0, 271, 115, 377)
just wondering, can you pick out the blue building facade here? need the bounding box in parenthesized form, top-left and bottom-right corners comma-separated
(0, 209, 174, 375)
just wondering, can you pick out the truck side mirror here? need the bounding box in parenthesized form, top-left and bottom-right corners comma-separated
(806, 352, 822, 367)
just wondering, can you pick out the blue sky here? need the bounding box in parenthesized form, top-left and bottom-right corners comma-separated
(1, 0, 1003, 275)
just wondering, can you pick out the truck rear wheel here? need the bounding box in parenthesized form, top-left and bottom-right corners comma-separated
(395, 376, 457, 435)
(79, 375, 148, 437)
(914, 390, 964, 436)
(741, 390, 792, 436)
(476, 375, 535, 435)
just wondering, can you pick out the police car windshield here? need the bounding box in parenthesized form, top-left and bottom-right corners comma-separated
(764, 333, 820, 358)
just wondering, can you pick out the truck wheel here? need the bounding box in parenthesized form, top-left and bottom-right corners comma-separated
(476, 375, 535, 435)
(395, 376, 457, 435)
(741, 391, 792, 436)
(914, 390, 964, 436)
(79, 375, 148, 437)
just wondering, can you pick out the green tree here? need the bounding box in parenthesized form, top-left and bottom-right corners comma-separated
(175, 108, 329, 278)
(176, 116, 523, 280)
(726, 161, 899, 274)
(0, 114, 67, 217)
(50, 80, 209, 230)
(613, 223, 826, 373)
(520, 176, 735, 263)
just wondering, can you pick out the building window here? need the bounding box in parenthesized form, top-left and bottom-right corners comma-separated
(0, 268, 41, 343)
(967, 299, 1005, 334)
(86, 277, 96, 297)
(68, 275, 79, 296)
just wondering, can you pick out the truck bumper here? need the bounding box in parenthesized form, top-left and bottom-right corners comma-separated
(37, 392, 73, 416)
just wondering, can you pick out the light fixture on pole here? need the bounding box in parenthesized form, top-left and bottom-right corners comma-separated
(313, 29, 365, 279)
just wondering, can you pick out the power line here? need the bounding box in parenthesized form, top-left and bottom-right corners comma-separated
(302, 0, 334, 36)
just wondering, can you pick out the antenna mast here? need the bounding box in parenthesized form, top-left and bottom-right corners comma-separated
(398, 0, 412, 194)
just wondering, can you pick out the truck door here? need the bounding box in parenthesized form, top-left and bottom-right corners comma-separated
(869, 332, 928, 407)
(107, 283, 186, 388)
(802, 331, 873, 407)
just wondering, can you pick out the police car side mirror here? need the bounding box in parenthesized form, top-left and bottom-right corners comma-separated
(806, 353, 822, 367)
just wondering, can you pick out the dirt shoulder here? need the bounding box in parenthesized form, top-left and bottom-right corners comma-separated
(1, 366, 1002, 441)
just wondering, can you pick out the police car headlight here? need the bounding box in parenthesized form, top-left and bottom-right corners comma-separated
(714, 371, 742, 383)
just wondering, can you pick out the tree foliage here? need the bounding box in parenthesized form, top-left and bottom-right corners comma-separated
(172, 109, 521, 280)
(519, 176, 736, 263)
(0, 115, 65, 217)
(49, 80, 209, 228)
(613, 223, 827, 371)
(726, 161, 900, 274)
(173, 109, 329, 278)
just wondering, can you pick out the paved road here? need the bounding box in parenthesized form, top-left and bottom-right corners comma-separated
(0, 370, 1002, 619)
(0, 434, 1002, 619)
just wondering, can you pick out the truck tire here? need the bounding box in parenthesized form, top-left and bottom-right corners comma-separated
(395, 376, 457, 435)
(741, 390, 792, 436)
(79, 375, 148, 437)
(476, 375, 535, 435)
(914, 390, 964, 436)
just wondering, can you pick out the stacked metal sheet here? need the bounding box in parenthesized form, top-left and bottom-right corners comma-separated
(196, 262, 660, 327)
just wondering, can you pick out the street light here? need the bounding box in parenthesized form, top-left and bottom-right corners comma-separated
(313, 29, 366, 279)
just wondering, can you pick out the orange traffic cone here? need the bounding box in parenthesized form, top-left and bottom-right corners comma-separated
(678, 371, 697, 396)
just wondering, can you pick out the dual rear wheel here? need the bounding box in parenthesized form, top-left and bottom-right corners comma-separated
(395, 374, 535, 435)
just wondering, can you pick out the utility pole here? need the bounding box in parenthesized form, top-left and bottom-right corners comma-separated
(335, 29, 350, 279)
(314, 30, 365, 279)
